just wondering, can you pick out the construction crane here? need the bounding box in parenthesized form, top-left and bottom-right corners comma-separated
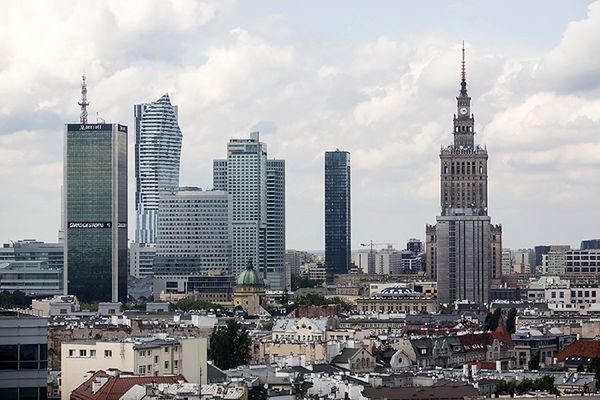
(359, 241, 402, 274)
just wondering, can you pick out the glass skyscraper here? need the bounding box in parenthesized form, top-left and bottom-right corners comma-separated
(63, 123, 128, 303)
(134, 94, 182, 244)
(324, 150, 351, 283)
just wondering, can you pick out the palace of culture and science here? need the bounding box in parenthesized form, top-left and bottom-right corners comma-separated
(426, 46, 502, 304)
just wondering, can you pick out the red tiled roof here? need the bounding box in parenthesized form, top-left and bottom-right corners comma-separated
(556, 340, 600, 361)
(70, 370, 187, 400)
(491, 326, 513, 345)
(458, 333, 492, 351)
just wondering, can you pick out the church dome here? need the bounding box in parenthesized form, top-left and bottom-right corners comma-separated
(236, 263, 264, 286)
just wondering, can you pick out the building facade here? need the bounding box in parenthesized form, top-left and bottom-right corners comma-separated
(134, 94, 183, 245)
(0, 240, 64, 270)
(0, 260, 62, 295)
(0, 311, 48, 400)
(426, 47, 501, 304)
(153, 188, 231, 295)
(324, 150, 351, 282)
(213, 132, 286, 290)
(61, 336, 207, 400)
(129, 242, 157, 279)
(266, 159, 287, 290)
(64, 123, 128, 303)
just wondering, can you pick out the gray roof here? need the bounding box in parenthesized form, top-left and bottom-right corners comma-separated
(332, 347, 363, 364)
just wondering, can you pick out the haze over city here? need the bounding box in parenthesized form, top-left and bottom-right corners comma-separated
(1, 0, 599, 250)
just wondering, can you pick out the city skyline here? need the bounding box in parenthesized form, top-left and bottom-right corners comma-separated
(1, 1, 600, 250)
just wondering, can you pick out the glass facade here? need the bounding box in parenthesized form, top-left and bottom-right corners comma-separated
(64, 124, 127, 302)
(324, 150, 351, 282)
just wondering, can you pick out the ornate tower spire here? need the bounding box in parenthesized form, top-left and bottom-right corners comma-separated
(78, 74, 89, 124)
(460, 41, 468, 97)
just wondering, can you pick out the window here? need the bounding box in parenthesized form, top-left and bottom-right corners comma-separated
(79, 349, 87, 357)
(174, 360, 178, 368)
(68, 349, 75, 357)
(139, 350, 146, 357)
(164, 361, 169, 369)
(104, 350, 112, 358)
(139, 365, 146, 374)
(0, 345, 18, 369)
(154, 356, 159, 363)
(164, 347, 169, 353)
(90, 350, 96, 357)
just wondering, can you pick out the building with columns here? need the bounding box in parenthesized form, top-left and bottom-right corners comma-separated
(426, 44, 502, 305)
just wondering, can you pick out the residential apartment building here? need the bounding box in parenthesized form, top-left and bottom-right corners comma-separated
(61, 335, 207, 400)
(134, 94, 183, 245)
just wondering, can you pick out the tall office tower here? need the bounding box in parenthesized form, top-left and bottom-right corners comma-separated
(134, 94, 183, 244)
(213, 132, 267, 280)
(153, 188, 231, 295)
(324, 150, 351, 283)
(425, 44, 501, 304)
(213, 133, 287, 290)
(64, 115, 127, 303)
(266, 159, 287, 290)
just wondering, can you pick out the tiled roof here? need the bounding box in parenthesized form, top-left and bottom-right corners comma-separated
(70, 370, 186, 400)
(556, 339, 600, 361)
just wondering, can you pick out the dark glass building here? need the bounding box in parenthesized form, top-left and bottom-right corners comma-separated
(64, 123, 128, 302)
(581, 239, 600, 250)
(324, 150, 351, 283)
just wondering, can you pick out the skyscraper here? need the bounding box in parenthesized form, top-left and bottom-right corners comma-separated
(64, 78, 127, 302)
(213, 133, 286, 290)
(324, 150, 351, 283)
(266, 159, 287, 290)
(134, 94, 182, 244)
(426, 44, 501, 304)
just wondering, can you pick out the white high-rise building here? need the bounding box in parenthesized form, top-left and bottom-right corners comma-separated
(213, 132, 286, 290)
(153, 188, 231, 295)
(134, 94, 183, 244)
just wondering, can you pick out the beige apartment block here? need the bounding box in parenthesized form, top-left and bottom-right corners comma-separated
(60, 335, 207, 400)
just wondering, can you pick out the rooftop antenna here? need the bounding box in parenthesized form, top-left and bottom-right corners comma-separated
(78, 74, 89, 124)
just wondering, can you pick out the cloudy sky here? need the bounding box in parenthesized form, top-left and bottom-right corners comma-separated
(1, 0, 599, 251)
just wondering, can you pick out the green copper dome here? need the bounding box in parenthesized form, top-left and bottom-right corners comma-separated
(236, 262, 264, 286)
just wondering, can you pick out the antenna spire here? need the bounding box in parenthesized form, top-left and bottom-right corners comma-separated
(461, 41, 466, 82)
(459, 41, 468, 96)
(78, 74, 89, 124)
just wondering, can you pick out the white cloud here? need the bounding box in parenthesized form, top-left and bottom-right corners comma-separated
(0, 1, 599, 249)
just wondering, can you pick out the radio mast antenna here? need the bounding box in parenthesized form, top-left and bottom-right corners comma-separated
(78, 74, 89, 124)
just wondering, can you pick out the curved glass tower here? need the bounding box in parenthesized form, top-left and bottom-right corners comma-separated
(134, 94, 183, 244)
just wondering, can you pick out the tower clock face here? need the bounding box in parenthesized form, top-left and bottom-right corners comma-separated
(459, 107, 468, 115)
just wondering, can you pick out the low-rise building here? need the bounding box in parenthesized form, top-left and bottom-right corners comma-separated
(0, 260, 63, 295)
(356, 286, 437, 314)
(60, 335, 208, 400)
(129, 242, 156, 279)
(0, 310, 48, 400)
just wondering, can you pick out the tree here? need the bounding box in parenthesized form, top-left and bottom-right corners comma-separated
(528, 351, 540, 371)
(291, 275, 322, 291)
(587, 356, 600, 380)
(209, 320, 251, 370)
(483, 308, 502, 331)
(170, 298, 221, 312)
(506, 307, 518, 334)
